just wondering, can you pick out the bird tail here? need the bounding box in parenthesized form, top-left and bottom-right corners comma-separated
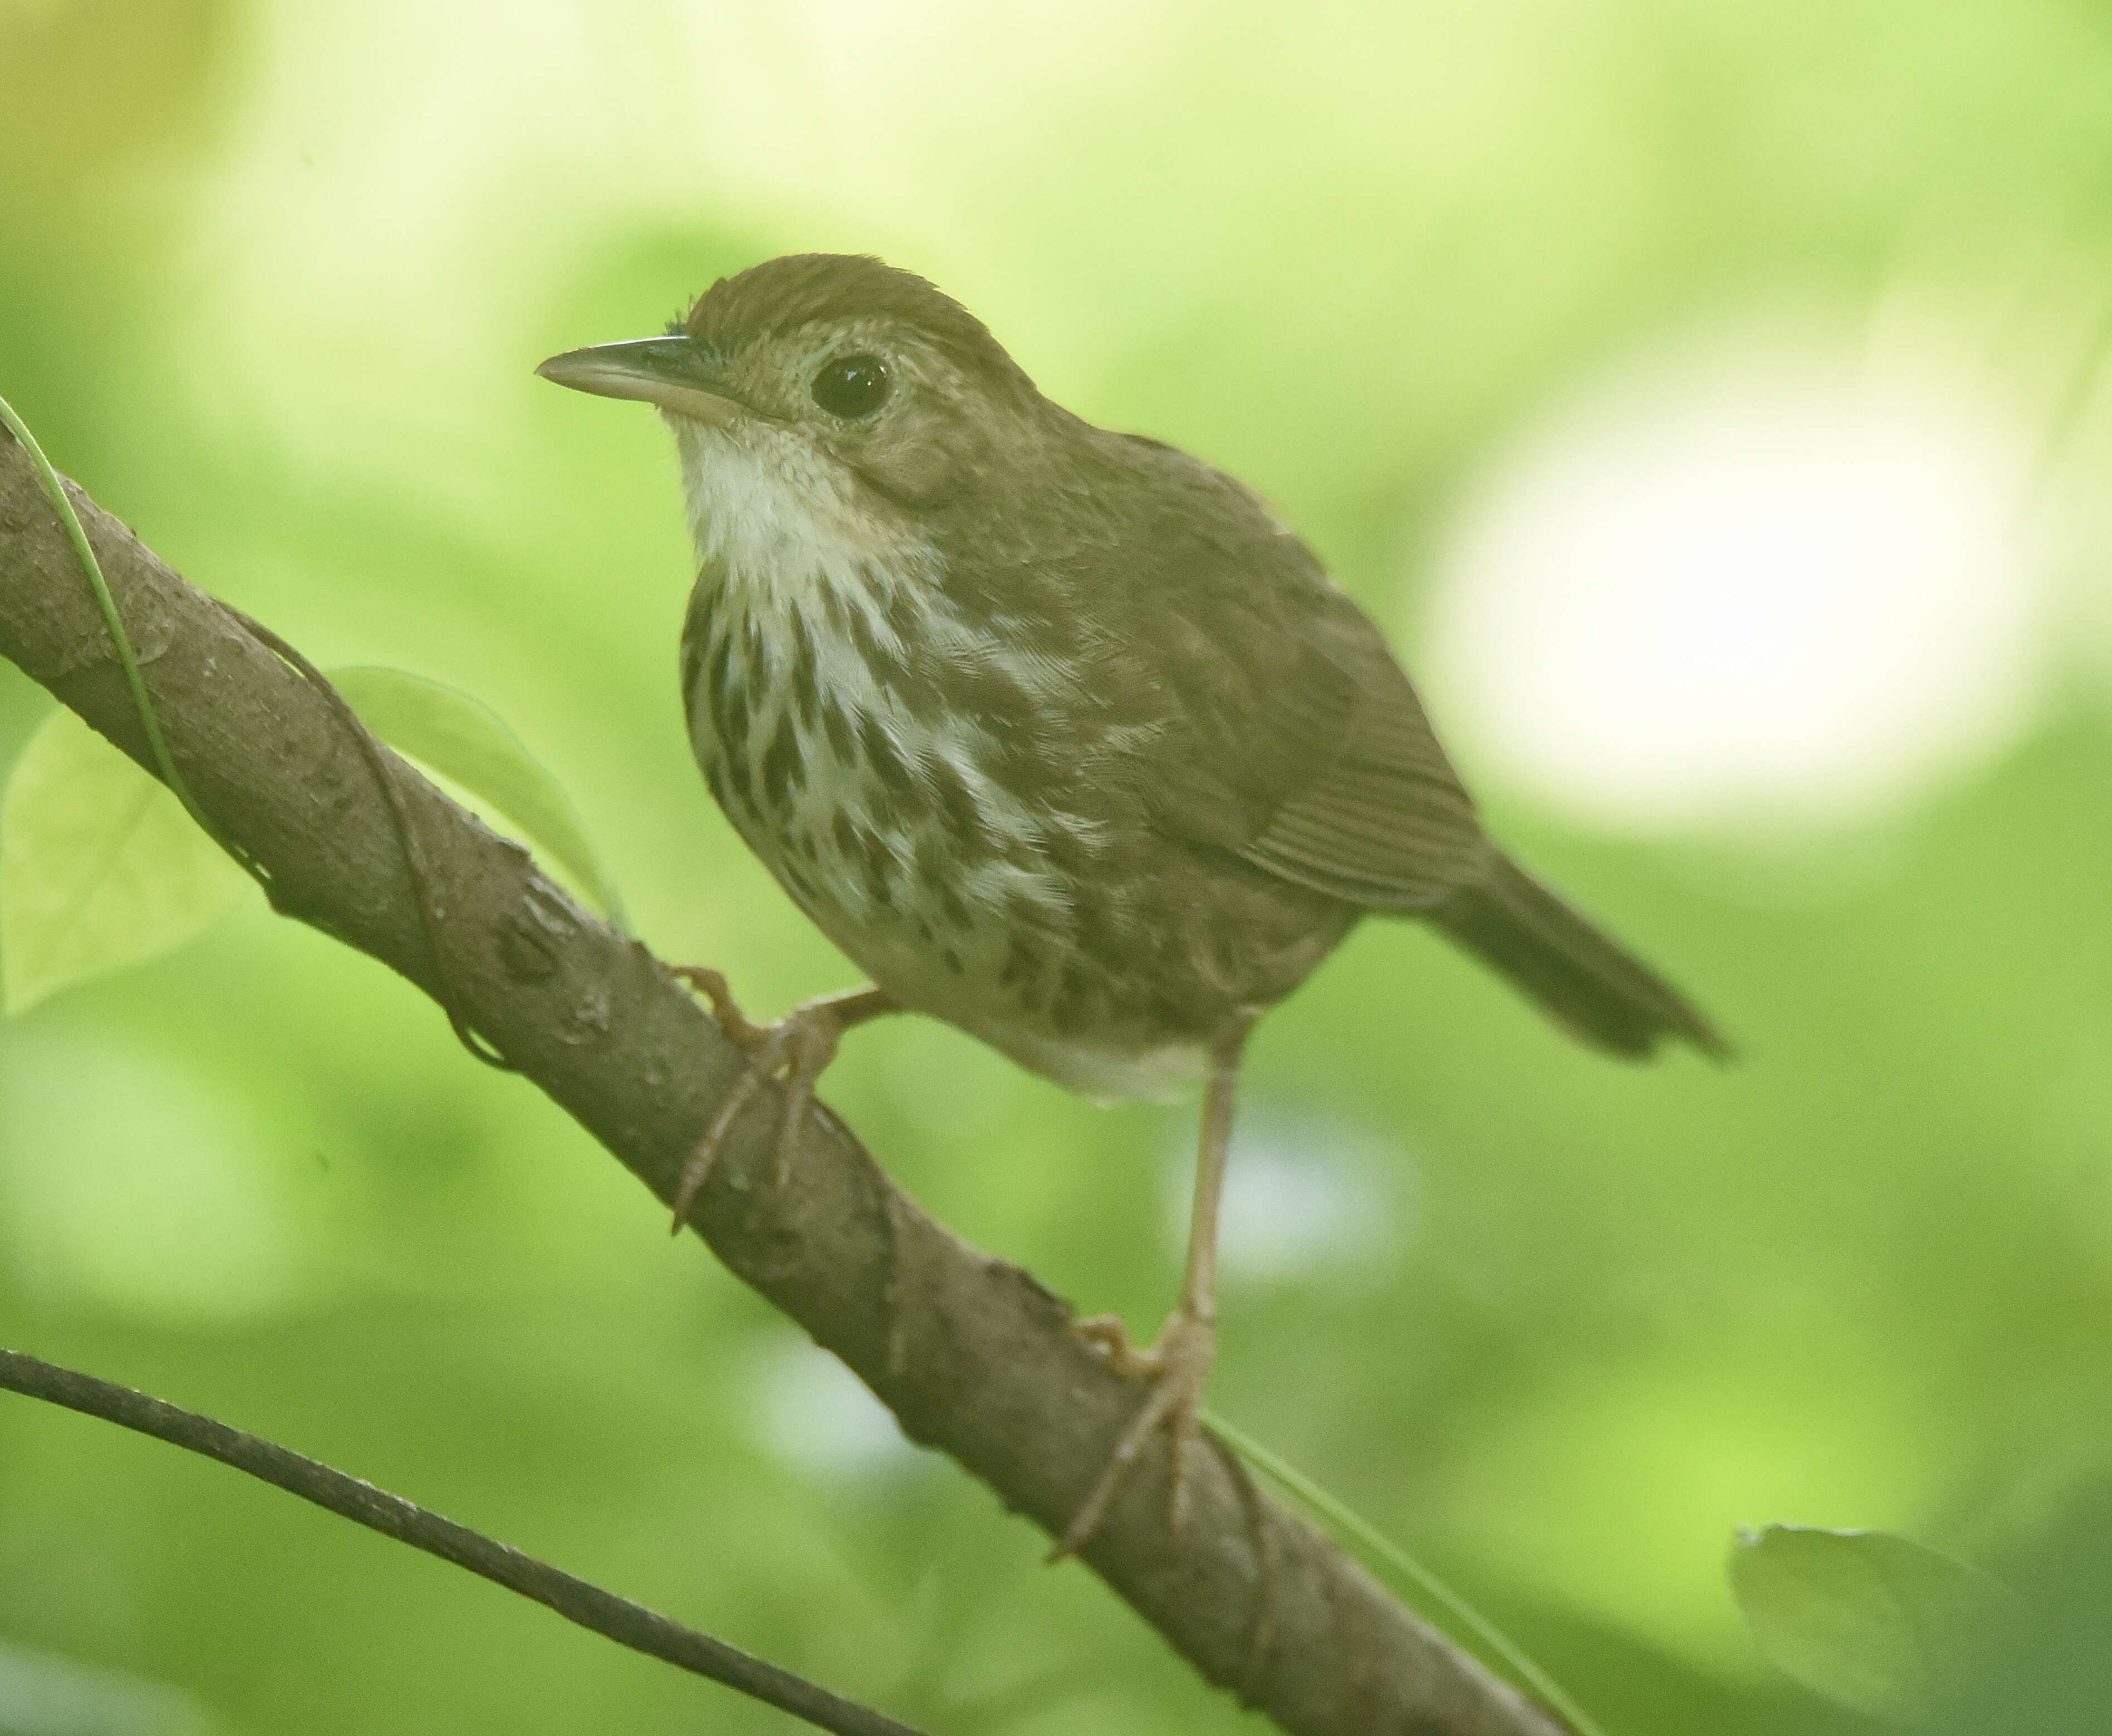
(1426, 854, 1727, 1059)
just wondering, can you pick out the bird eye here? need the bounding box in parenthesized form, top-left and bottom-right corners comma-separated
(810, 354, 891, 419)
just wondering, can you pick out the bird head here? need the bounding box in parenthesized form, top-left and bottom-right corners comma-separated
(537, 254, 1051, 579)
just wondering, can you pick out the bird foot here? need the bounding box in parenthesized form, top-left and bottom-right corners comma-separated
(666, 968, 848, 1231)
(1052, 1305, 1217, 1560)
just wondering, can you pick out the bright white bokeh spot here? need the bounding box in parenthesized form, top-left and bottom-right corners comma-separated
(750, 1335, 921, 1482)
(1421, 314, 2059, 833)
(0, 1641, 229, 1736)
(1167, 1111, 1409, 1285)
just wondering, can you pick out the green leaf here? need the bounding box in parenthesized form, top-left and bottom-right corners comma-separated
(1, 707, 250, 1016)
(329, 666, 627, 929)
(1730, 1525, 2020, 1721)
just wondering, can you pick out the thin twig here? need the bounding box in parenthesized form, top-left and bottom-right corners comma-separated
(216, 602, 513, 1069)
(0, 1347, 928, 1736)
(0, 393, 258, 879)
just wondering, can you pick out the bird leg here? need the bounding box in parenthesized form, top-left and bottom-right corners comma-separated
(1053, 1016, 1253, 1561)
(666, 968, 897, 1230)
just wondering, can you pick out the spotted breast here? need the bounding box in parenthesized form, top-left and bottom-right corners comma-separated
(670, 414, 1297, 1103)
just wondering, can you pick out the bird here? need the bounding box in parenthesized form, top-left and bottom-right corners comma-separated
(537, 253, 1723, 1558)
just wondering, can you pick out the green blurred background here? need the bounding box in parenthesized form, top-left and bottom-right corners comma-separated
(2, 1, 2109, 1730)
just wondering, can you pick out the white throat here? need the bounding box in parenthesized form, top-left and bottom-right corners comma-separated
(667, 415, 919, 607)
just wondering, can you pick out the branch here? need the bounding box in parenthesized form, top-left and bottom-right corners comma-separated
(0, 1347, 925, 1736)
(0, 437, 1572, 1736)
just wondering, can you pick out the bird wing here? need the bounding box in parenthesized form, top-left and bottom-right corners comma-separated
(1234, 603, 1487, 907)
(1108, 444, 1489, 910)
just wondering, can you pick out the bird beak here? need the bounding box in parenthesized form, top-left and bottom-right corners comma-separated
(535, 337, 746, 427)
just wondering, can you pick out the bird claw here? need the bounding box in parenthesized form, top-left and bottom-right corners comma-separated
(1069, 1313, 1166, 1380)
(666, 972, 846, 1231)
(1051, 1306, 1217, 1560)
(669, 965, 771, 1048)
